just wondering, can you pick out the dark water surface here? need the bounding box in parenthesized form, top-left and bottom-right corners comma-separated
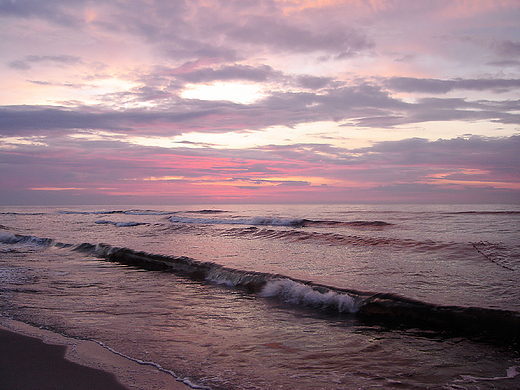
(1, 204, 519, 389)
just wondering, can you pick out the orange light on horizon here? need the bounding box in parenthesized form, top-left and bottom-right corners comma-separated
(29, 187, 86, 191)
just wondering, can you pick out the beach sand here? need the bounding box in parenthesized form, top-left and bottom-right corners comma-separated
(0, 319, 192, 390)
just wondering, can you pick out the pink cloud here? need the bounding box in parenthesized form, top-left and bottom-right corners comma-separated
(1, 134, 518, 204)
(1, 0, 520, 205)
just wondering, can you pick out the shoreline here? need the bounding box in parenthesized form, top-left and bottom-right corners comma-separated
(0, 318, 192, 390)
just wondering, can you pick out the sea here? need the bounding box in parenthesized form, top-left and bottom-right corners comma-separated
(1, 203, 519, 389)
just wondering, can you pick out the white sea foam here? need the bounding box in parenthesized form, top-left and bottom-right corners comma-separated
(124, 210, 172, 215)
(0, 231, 53, 247)
(448, 365, 520, 389)
(260, 279, 357, 313)
(91, 339, 210, 389)
(250, 216, 304, 226)
(169, 215, 303, 227)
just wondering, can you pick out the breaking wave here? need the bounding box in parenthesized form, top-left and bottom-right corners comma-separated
(260, 279, 357, 313)
(0, 231, 54, 247)
(2, 231, 519, 348)
(69, 241, 520, 348)
(169, 215, 306, 227)
(169, 215, 393, 229)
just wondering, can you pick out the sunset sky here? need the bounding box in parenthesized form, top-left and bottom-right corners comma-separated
(1, 0, 519, 205)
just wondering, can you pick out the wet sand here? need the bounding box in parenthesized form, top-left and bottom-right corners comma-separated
(0, 320, 192, 390)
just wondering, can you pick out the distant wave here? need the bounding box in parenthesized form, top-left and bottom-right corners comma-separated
(169, 215, 393, 229)
(59, 210, 126, 215)
(169, 215, 306, 227)
(60, 209, 172, 216)
(0, 212, 47, 216)
(301, 219, 393, 227)
(95, 220, 147, 227)
(184, 209, 228, 214)
(123, 210, 174, 216)
(59, 208, 228, 216)
(220, 226, 454, 250)
(452, 211, 520, 215)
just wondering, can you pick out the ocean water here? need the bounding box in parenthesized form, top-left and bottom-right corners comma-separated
(1, 204, 519, 389)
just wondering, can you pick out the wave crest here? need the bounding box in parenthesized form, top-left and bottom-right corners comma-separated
(95, 220, 146, 227)
(0, 231, 53, 247)
(261, 279, 357, 313)
(169, 215, 305, 227)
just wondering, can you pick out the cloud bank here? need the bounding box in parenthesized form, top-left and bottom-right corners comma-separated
(1, 0, 519, 204)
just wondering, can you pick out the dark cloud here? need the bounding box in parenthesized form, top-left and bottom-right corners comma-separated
(163, 41, 240, 63)
(8, 55, 83, 71)
(362, 135, 520, 177)
(385, 77, 520, 94)
(226, 15, 373, 57)
(297, 75, 334, 90)
(176, 64, 279, 84)
(8, 60, 31, 70)
(488, 60, 520, 67)
(491, 39, 520, 58)
(0, 105, 226, 135)
(25, 55, 83, 64)
(27, 80, 53, 85)
(0, 0, 85, 26)
(253, 135, 520, 182)
(454, 35, 520, 62)
(276, 181, 310, 187)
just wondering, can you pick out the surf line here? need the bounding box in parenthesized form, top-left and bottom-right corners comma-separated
(75, 242, 520, 350)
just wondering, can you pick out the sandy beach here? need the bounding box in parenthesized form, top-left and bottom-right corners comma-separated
(0, 319, 192, 390)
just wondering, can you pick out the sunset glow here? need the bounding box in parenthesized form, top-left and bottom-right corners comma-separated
(0, 0, 519, 205)
(181, 82, 267, 104)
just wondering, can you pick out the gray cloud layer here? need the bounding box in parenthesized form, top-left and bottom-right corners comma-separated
(386, 77, 520, 94)
(2, 0, 520, 204)
(1, 77, 518, 137)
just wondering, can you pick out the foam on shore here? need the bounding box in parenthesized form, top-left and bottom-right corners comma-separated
(0, 318, 194, 390)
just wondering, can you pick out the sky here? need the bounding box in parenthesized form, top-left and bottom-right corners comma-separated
(1, 0, 519, 205)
